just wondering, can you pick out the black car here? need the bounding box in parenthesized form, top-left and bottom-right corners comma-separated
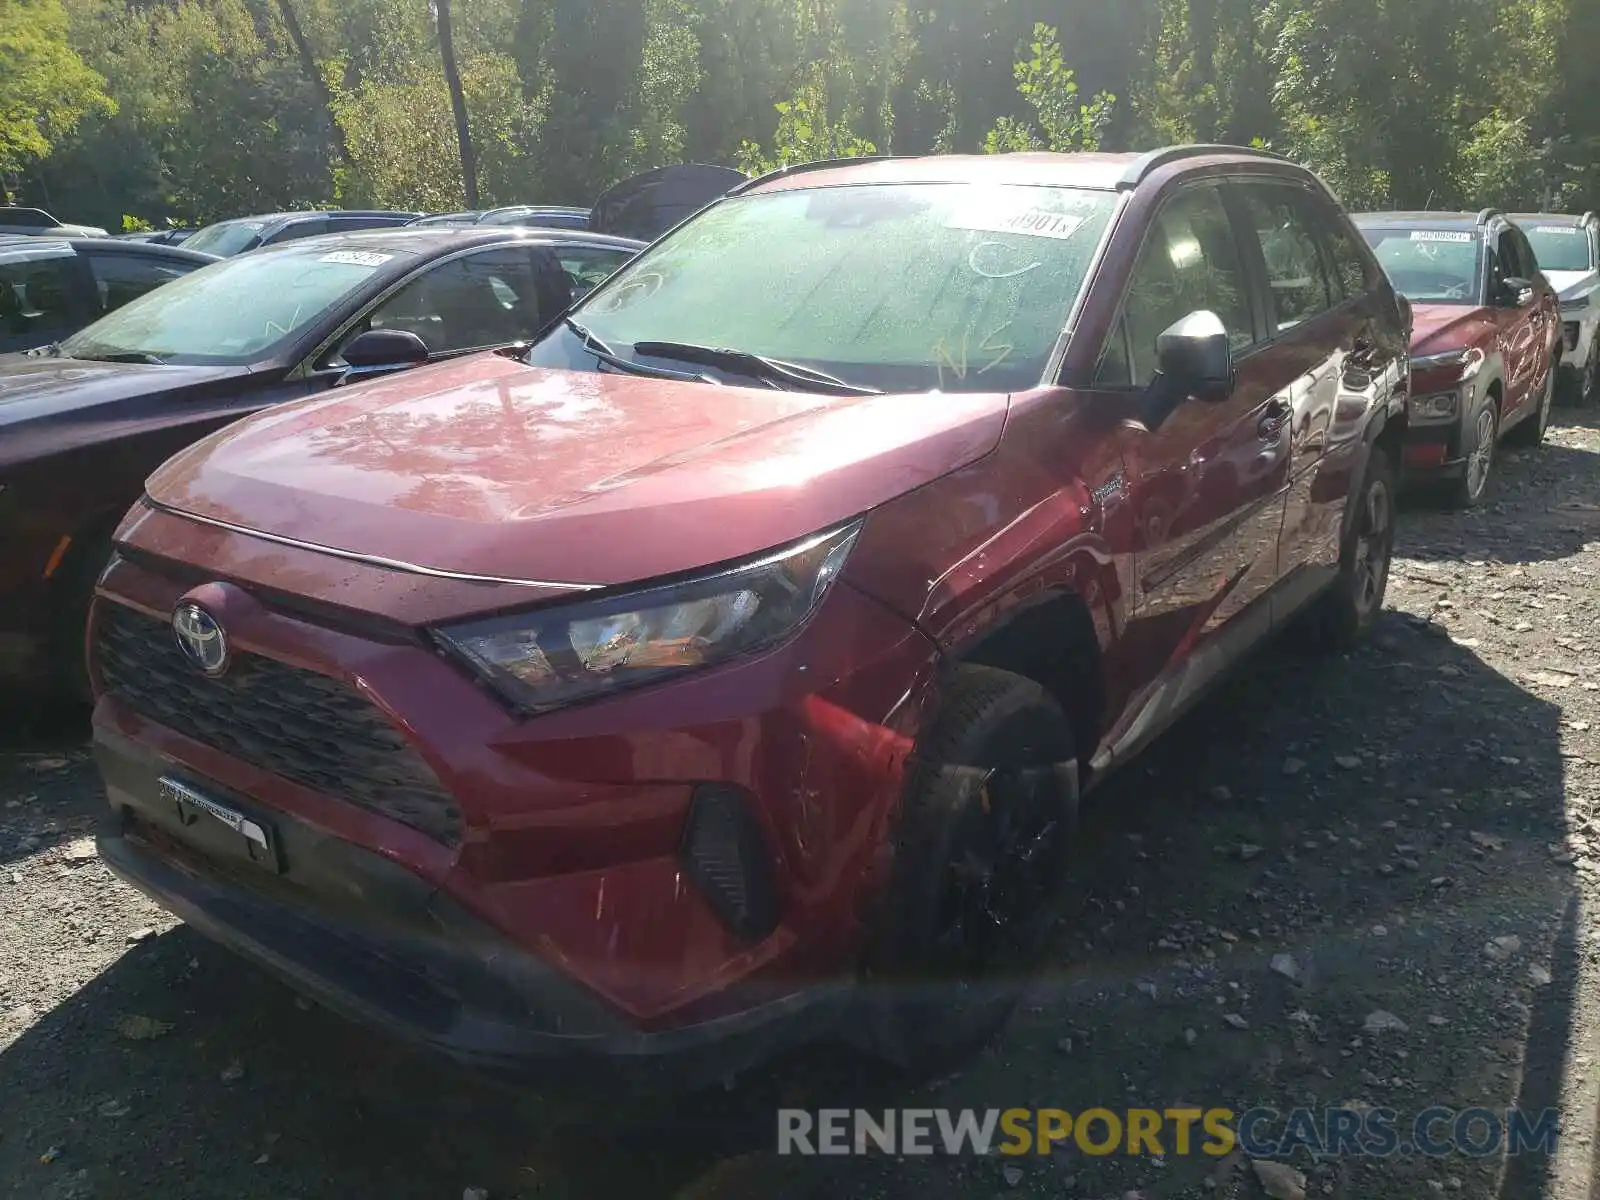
(182, 210, 425, 257)
(0, 206, 109, 238)
(112, 229, 199, 246)
(0, 225, 643, 696)
(409, 206, 593, 230)
(0, 235, 218, 354)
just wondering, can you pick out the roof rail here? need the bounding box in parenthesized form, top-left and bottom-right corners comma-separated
(1116, 143, 1293, 190)
(1475, 207, 1501, 224)
(726, 156, 918, 196)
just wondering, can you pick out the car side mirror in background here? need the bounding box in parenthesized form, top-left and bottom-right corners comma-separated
(339, 328, 430, 378)
(1152, 310, 1233, 403)
(1498, 276, 1535, 308)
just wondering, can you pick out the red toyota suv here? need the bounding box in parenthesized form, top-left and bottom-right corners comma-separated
(1352, 209, 1561, 507)
(89, 147, 1409, 1090)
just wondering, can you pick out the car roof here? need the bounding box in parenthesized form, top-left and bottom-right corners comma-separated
(0, 233, 216, 262)
(241, 225, 646, 259)
(733, 147, 1308, 196)
(1509, 212, 1595, 226)
(1352, 211, 1489, 229)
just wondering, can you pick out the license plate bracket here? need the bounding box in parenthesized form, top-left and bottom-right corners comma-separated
(159, 776, 283, 874)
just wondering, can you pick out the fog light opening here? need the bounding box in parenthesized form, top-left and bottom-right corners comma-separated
(679, 784, 780, 941)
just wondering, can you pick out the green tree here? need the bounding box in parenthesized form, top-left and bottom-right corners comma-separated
(982, 24, 1115, 153)
(0, 0, 112, 187)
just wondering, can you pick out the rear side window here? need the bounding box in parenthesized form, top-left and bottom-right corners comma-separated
(1236, 184, 1336, 331)
(84, 253, 199, 315)
(0, 250, 92, 347)
(267, 219, 329, 245)
(1096, 184, 1255, 387)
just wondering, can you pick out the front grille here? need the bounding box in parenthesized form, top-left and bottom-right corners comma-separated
(97, 603, 462, 846)
(1566, 321, 1581, 352)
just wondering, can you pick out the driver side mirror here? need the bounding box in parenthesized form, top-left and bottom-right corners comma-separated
(1152, 310, 1234, 403)
(339, 327, 430, 379)
(1497, 276, 1535, 308)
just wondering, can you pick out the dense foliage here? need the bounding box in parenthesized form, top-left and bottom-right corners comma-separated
(4, 0, 1596, 228)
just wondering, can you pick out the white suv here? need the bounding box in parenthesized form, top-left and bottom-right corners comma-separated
(1513, 211, 1600, 403)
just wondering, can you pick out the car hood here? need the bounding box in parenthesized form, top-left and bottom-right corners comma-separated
(1408, 304, 1497, 358)
(0, 355, 254, 464)
(1544, 269, 1598, 301)
(146, 354, 1011, 588)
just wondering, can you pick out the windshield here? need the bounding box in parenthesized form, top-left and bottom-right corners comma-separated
(1358, 226, 1484, 304)
(1523, 223, 1594, 273)
(184, 219, 269, 257)
(58, 243, 397, 364)
(528, 182, 1118, 392)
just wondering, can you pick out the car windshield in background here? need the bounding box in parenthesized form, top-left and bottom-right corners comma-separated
(1523, 224, 1594, 273)
(1359, 226, 1483, 304)
(182, 219, 268, 256)
(544, 183, 1118, 393)
(58, 243, 396, 365)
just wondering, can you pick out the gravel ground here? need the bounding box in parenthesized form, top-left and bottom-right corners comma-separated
(5, 411, 1600, 1200)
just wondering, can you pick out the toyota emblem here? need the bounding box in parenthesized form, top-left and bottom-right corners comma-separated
(172, 603, 229, 676)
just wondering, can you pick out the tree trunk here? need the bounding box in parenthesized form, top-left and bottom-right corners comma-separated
(436, 0, 480, 208)
(272, 0, 352, 168)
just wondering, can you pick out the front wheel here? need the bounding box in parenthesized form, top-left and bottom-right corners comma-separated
(1447, 396, 1498, 508)
(1310, 445, 1396, 650)
(859, 664, 1078, 1073)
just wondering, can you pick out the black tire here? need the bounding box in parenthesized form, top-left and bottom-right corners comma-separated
(859, 664, 1079, 1073)
(1506, 360, 1554, 448)
(1583, 340, 1600, 406)
(1446, 390, 1498, 509)
(46, 529, 113, 704)
(1310, 444, 1397, 650)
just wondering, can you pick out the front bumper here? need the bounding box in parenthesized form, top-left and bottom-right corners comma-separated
(96, 727, 848, 1091)
(89, 517, 943, 1074)
(1399, 420, 1466, 482)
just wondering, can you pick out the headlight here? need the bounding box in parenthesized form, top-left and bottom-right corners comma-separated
(432, 521, 862, 713)
(1409, 347, 1483, 386)
(1409, 391, 1460, 421)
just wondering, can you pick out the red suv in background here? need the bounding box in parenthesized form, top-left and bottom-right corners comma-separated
(1353, 209, 1561, 507)
(90, 147, 1409, 1089)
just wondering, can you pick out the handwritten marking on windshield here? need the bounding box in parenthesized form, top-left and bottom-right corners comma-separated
(263, 305, 302, 341)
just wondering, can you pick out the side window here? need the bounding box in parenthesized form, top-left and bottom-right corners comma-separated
(268, 220, 328, 245)
(0, 251, 94, 346)
(557, 246, 634, 301)
(1236, 184, 1336, 331)
(1496, 230, 1527, 281)
(1323, 218, 1374, 301)
(84, 253, 198, 316)
(357, 248, 570, 357)
(1097, 185, 1255, 387)
(1513, 229, 1541, 280)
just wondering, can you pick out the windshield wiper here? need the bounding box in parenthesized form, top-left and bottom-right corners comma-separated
(630, 340, 882, 396)
(560, 318, 718, 385)
(79, 351, 167, 365)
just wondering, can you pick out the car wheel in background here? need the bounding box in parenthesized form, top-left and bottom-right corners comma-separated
(1507, 359, 1555, 449)
(859, 664, 1078, 1074)
(1310, 444, 1397, 650)
(1448, 393, 1499, 509)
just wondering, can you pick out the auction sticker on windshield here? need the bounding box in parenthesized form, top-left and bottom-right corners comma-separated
(1535, 226, 1580, 235)
(319, 250, 394, 266)
(1410, 231, 1474, 243)
(947, 205, 1087, 241)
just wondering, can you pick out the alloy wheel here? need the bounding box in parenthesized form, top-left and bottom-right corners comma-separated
(1465, 405, 1497, 502)
(1352, 475, 1393, 620)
